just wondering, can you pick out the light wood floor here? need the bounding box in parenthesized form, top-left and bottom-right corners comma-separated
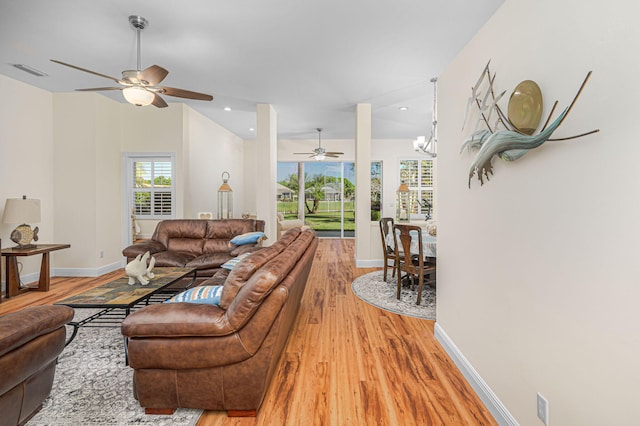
(0, 239, 496, 426)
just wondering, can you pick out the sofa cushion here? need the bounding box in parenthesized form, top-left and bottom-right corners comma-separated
(202, 239, 234, 254)
(186, 252, 234, 270)
(220, 253, 252, 270)
(219, 227, 302, 310)
(230, 232, 265, 246)
(152, 251, 195, 267)
(165, 286, 223, 305)
(153, 220, 208, 250)
(205, 219, 264, 240)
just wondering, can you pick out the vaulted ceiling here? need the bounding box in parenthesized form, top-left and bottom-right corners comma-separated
(0, 0, 504, 140)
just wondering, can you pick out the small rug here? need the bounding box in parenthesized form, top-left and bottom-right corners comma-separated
(351, 270, 436, 320)
(29, 310, 202, 426)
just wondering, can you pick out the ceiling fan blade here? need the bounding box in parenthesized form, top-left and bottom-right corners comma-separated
(159, 86, 213, 101)
(139, 65, 168, 86)
(325, 152, 344, 155)
(75, 87, 123, 92)
(325, 154, 340, 158)
(50, 59, 121, 84)
(294, 152, 314, 155)
(151, 93, 168, 108)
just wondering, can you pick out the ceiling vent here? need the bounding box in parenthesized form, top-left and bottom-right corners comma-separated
(12, 64, 48, 77)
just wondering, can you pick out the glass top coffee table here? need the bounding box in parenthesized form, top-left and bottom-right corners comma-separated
(56, 267, 196, 344)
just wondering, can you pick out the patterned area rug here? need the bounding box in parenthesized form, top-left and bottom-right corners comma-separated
(29, 310, 202, 426)
(351, 270, 436, 320)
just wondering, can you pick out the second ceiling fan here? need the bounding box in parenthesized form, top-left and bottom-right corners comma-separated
(51, 15, 213, 108)
(295, 128, 344, 161)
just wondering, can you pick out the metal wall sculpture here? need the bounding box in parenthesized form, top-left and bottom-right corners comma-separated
(461, 61, 599, 187)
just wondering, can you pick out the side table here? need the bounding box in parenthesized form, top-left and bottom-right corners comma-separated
(1, 244, 71, 298)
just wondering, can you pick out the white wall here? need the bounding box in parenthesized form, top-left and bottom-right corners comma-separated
(53, 92, 121, 273)
(0, 75, 54, 288)
(437, 0, 640, 424)
(184, 106, 245, 219)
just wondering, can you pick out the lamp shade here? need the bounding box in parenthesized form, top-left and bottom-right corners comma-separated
(123, 87, 154, 106)
(3, 196, 41, 224)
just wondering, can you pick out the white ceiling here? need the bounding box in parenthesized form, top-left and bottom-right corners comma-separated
(0, 0, 504, 140)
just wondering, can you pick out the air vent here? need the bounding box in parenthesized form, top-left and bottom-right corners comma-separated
(12, 64, 48, 77)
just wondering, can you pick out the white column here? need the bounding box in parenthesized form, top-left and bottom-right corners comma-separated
(297, 162, 305, 221)
(255, 104, 277, 245)
(355, 103, 372, 266)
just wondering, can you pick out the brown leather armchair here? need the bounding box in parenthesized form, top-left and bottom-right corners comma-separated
(0, 305, 74, 426)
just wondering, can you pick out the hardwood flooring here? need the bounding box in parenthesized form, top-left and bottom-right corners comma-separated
(0, 239, 496, 425)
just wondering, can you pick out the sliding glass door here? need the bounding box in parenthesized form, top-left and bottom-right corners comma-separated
(277, 161, 355, 238)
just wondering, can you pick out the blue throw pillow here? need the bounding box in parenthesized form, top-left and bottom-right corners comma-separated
(220, 252, 251, 270)
(165, 285, 223, 305)
(230, 231, 265, 246)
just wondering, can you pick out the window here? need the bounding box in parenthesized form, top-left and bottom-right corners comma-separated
(128, 155, 175, 219)
(399, 159, 434, 219)
(371, 161, 382, 221)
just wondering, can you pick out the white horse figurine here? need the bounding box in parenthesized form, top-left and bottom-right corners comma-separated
(126, 251, 156, 285)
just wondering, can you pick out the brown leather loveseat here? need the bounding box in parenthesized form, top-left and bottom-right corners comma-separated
(0, 305, 74, 426)
(122, 219, 266, 278)
(121, 227, 318, 416)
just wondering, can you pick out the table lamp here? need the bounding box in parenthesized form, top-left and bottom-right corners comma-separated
(2, 195, 41, 248)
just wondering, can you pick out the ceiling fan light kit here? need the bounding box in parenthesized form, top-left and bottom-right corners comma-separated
(122, 86, 154, 106)
(51, 15, 213, 108)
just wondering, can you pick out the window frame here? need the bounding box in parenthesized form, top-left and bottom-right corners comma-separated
(126, 153, 176, 220)
(398, 158, 435, 220)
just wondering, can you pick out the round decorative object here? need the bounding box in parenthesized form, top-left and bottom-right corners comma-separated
(508, 80, 543, 135)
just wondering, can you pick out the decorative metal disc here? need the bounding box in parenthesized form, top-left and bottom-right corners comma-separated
(508, 80, 543, 135)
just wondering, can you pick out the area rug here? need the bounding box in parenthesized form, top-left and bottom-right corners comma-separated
(351, 270, 436, 320)
(29, 310, 202, 426)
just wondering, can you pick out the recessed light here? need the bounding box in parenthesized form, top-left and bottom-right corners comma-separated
(223, 107, 231, 111)
(398, 106, 409, 111)
(248, 127, 255, 131)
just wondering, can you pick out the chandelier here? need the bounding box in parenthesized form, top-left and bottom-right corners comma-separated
(413, 77, 438, 158)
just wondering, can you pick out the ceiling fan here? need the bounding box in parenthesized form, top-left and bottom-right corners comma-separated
(294, 128, 344, 161)
(50, 15, 213, 108)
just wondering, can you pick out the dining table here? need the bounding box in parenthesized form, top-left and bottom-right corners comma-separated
(385, 227, 437, 258)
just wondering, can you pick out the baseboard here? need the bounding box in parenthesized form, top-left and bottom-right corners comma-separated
(54, 261, 123, 278)
(355, 259, 383, 268)
(434, 323, 518, 426)
(1, 262, 124, 290)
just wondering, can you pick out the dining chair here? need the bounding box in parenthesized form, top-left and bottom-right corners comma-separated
(379, 218, 398, 281)
(393, 224, 436, 305)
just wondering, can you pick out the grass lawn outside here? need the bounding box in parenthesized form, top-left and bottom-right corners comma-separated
(278, 201, 355, 231)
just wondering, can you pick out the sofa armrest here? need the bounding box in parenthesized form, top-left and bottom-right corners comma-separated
(122, 240, 166, 259)
(0, 305, 74, 357)
(121, 303, 236, 338)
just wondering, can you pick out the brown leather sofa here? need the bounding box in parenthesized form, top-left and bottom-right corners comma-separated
(0, 305, 74, 426)
(122, 219, 266, 278)
(121, 226, 318, 416)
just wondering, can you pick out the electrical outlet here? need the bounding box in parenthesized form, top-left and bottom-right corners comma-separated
(537, 392, 549, 425)
(99, 250, 104, 258)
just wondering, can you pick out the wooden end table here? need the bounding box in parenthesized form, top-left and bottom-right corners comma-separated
(1, 244, 70, 298)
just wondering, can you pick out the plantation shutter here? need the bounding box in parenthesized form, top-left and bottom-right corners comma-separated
(399, 159, 435, 218)
(132, 157, 175, 219)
